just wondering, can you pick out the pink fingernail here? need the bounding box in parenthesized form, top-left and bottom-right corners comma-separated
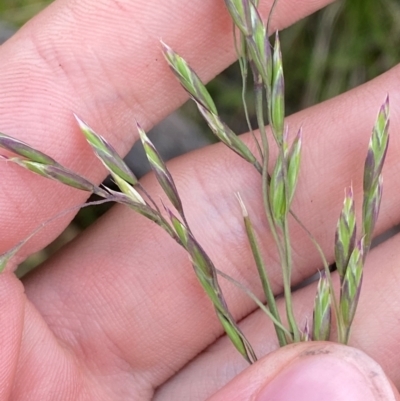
(256, 353, 378, 401)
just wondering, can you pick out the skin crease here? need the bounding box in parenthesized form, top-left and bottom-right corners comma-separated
(0, 0, 400, 400)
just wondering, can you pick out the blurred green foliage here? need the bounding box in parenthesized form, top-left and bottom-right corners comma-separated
(0, 0, 53, 27)
(284, 0, 400, 111)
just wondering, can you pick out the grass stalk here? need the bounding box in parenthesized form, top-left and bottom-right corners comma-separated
(281, 217, 300, 341)
(236, 193, 287, 346)
(233, 28, 263, 161)
(217, 268, 292, 339)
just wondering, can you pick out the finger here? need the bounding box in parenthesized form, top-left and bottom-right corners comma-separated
(24, 60, 400, 391)
(0, 0, 334, 258)
(207, 342, 399, 401)
(155, 232, 400, 400)
(7, 299, 100, 400)
(0, 273, 25, 400)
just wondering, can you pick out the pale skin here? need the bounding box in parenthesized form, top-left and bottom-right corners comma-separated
(1, 0, 400, 400)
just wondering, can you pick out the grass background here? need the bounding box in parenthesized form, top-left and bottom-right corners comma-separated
(1, 0, 399, 272)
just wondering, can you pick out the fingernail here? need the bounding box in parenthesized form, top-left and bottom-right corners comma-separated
(256, 352, 381, 401)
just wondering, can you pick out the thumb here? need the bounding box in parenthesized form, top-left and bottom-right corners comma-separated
(208, 342, 399, 401)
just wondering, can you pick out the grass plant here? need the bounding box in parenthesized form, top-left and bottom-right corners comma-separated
(0, 0, 391, 363)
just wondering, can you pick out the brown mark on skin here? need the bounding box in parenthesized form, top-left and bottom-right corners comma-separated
(301, 348, 330, 357)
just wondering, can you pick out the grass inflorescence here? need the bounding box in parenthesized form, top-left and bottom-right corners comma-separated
(0, 0, 390, 363)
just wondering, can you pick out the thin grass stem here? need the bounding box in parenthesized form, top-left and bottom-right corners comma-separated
(236, 193, 287, 346)
(281, 217, 300, 341)
(216, 268, 292, 338)
(290, 210, 343, 339)
(234, 30, 263, 161)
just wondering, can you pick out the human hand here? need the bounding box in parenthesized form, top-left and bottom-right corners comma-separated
(0, 0, 400, 399)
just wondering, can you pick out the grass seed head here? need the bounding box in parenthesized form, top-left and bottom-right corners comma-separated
(216, 309, 256, 364)
(361, 98, 389, 252)
(111, 173, 146, 205)
(109, 189, 165, 224)
(188, 237, 258, 364)
(0, 132, 58, 165)
(161, 42, 218, 115)
(196, 103, 232, 145)
(7, 157, 107, 197)
(301, 320, 312, 342)
(167, 207, 189, 246)
(287, 128, 302, 205)
(340, 239, 364, 330)
(224, 0, 250, 36)
(269, 129, 292, 227)
(363, 97, 389, 193)
(362, 174, 383, 252)
(186, 232, 218, 283)
(271, 32, 285, 140)
(269, 154, 286, 225)
(335, 186, 356, 281)
(75, 115, 138, 186)
(196, 103, 260, 169)
(244, 3, 272, 87)
(137, 122, 184, 216)
(161, 41, 260, 172)
(312, 271, 331, 341)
